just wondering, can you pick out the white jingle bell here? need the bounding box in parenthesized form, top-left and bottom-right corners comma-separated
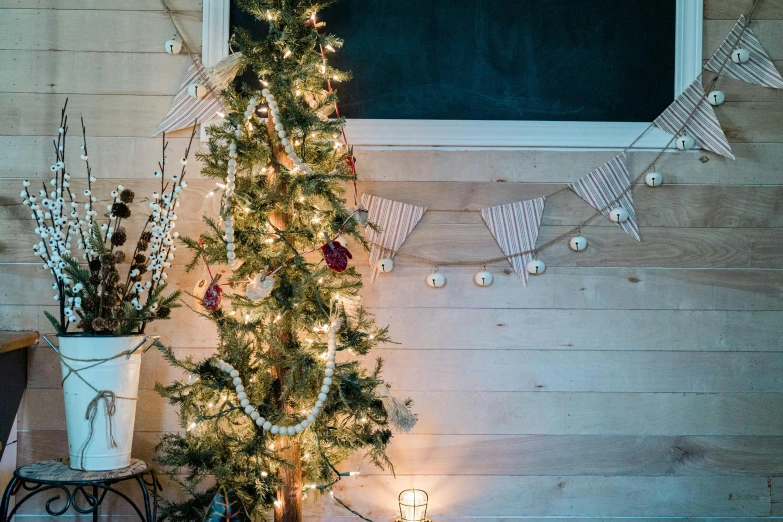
(609, 206, 630, 223)
(731, 48, 750, 64)
(645, 172, 663, 187)
(349, 206, 369, 226)
(376, 258, 394, 273)
(245, 274, 275, 300)
(165, 39, 182, 54)
(526, 259, 546, 275)
(474, 270, 492, 287)
(187, 84, 206, 99)
(426, 271, 446, 288)
(569, 235, 588, 252)
(675, 135, 695, 150)
(708, 90, 725, 106)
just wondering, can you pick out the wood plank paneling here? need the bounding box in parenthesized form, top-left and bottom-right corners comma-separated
(706, 1, 783, 19)
(25, 343, 783, 392)
(353, 144, 783, 185)
(5, 2, 783, 520)
(18, 387, 783, 436)
(8, 264, 783, 312)
(0, 93, 180, 137)
(0, 50, 192, 95)
(0, 0, 200, 9)
(0, 9, 201, 52)
(0, 136, 205, 179)
(19, 431, 783, 477)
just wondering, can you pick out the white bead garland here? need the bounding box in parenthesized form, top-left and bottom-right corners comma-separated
(212, 320, 340, 435)
(224, 97, 257, 268)
(261, 88, 313, 175)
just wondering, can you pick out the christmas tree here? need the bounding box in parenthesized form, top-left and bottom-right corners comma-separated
(154, 1, 415, 521)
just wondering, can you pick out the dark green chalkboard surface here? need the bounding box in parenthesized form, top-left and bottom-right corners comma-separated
(232, 0, 676, 122)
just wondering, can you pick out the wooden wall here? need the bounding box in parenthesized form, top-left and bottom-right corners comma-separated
(3, 0, 783, 520)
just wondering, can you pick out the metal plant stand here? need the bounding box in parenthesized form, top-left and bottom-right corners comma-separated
(0, 458, 160, 522)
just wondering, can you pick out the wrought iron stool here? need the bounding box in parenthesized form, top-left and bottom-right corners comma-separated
(0, 458, 160, 522)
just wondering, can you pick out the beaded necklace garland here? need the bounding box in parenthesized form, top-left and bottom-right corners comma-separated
(211, 319, 339, 436)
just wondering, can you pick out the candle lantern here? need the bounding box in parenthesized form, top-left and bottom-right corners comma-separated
(396, 489, 431, 522)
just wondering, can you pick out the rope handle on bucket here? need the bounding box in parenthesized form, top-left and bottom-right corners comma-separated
(40, 334, 159, 470)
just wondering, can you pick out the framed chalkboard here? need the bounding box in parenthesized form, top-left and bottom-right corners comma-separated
(217, 0, 702, 148)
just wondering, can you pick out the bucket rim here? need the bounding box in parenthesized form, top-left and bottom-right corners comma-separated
(55, 333, 147, 338)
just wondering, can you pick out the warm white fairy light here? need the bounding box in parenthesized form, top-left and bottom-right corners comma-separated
(212, 320, 340, 436)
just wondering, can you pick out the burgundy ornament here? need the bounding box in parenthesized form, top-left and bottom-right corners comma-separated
(202, 279, 223, 311)
(321, 239, 352, 273)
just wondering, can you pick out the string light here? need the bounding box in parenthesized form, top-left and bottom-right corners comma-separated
(283, 49, 292, 58)
(274, 500, 282, 508)
(187, 422, 197, 431)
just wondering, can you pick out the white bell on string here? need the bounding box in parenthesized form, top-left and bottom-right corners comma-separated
(187, 84, 206, 99)
(474, 270, 492, 287)
(526, 259, 546, 275)
(569, 235, 588, 252)
(675, 135, 695, 150)
(245, 274, 275, 301)
(645, 172, 663, 187)
(731, 48, 750, 64)
(165, 39, 182, 55)
(376, 258, 394, 273)
(609, 207, 630, 223)
(349, 205, 369, 226)
(426, 270, 446, 288)
(708, 90, 725, 106)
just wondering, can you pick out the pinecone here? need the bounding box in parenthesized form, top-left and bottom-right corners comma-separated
(156, 306, 171, 319)
(140, 231, 152, 242)
(89, 259, 101, 271)
(114, 250, 127, 263)
(119, 189, 135, 204)
(134, 253, 147, 264)
(111, 202, 131, 218)
(91, 317, 107, 331)
(111, 227, 127, 247)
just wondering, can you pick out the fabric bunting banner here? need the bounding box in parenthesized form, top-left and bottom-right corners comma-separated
(569, 153, 640, 242)
(705, 15, 783, 89)
(154, 59, 226, 136)
(653, 80, 734, 160)
(481, 198, 546, 286)
(361, 193, 426, 282)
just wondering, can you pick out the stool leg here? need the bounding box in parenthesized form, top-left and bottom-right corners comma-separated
(0, 477, 18, 522)
(92, 486, 99, 522)
(137, 475, 152, 522)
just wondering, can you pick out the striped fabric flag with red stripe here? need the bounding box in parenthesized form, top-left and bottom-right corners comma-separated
(705, 15, 783, 89)
(569, 153, 640, 242)
(652, 80, 734, 160)
(361, 194, 426, 282)
(481, 197, 546, 286)
(154, 59, 226, 136)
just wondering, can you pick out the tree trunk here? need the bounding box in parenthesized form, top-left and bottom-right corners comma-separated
(274, 440, 303, 522)
(267, 117, 303, 522)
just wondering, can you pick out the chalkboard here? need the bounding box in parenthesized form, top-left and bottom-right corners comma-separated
(231, 0, 676, 122)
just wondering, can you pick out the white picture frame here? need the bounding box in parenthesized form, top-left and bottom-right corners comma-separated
(202, 0, 702, 150)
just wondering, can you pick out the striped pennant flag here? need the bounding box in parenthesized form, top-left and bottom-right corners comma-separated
(652, 80, 734, 160)
(705, 15, 783, 89)
(480, 197, 545, 287)
(154, 58, 226, 136)
(361, 194, 426, 282)
(569, 153, 640, 242)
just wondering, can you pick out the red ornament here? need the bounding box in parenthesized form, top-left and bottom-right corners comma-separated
(321, 240, 352, 272)
(202, 279, 223, 310)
